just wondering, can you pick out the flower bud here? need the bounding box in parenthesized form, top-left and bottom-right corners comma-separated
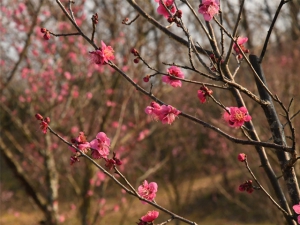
(238, 153, 246, 162)
(40, 28, 47, 33)
(35, 113, 43, 120)
(43, 32, 50, 40)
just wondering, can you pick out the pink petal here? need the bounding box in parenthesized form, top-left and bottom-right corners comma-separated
(293, 204, 300, 214)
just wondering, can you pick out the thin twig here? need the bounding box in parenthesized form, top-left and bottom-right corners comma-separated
(224, 0, 245, 65)
(274, 95, 296, 151)
(180, 0, 212, 41)
(68, 0, 77, 26)
(49, 32, 81, 37)
(122, 14, 140, 25)
(47, 126, 135, 195)
(126, 0, 212, 55)
(259, 0, 288, 63)
(244, 158, 290, 217)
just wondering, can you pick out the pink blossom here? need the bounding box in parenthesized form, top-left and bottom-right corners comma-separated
(70, 203, 76, 210)
(18, 3, 26, 13)
(64, 71, 72, 80)
(237, 153, 246, 162)
(113, 205, 120, 212)
(145, 102, 180, 124)
(145, 101, 162, 121)
(293, 203, 300, 224)
(155, 0, 176, 18)
(89, 41, 115, 65)
(233, 37, 250, 59)
(162, 66, 185, 87)
(138, 180, 158, 202)
(197, 86, 213, 103)
(90, 132, 110, 159)
(137, 129, 150, 141)
(223, 106, 252, 128)
(86, 92, 93, 99)
(58, 215, 65, 223)
(70, 132, 90, 153)
(157, 105, 181, 124)
(198, 0, 219, 21)
(140, 210, 159, 222)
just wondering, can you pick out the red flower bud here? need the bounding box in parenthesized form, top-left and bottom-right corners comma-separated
(143, 76, 150, 82)
(167, 16, 174, 23)
(131, 48, 139, 56)
(35, 113, 43, 120)
(133, 58, 139, 64)
(40, 28, 47, 33)
(176, 10, 182, 18)
(43, 32, 50, 40)
(237, 153, 246, 162)
(44, 117, 50, 124)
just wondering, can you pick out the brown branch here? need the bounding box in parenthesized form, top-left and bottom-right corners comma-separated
(126, 0, 212, 55)
(259, 0, 288, 63)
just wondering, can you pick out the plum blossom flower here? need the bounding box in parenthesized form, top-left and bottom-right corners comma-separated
(140, 210, 159, 222)
(145, 102, 181, 124)
(197, 86, 213, 103)
(89, 41, 115, 65)
(70, 132, 90, 154)
(233, 37, 250, 59)
(162, 66, 185, 87)
(138, 180, 158, 202)
(237, 153, 246, 162)
(90, 132, 110, 159)
(292, 203, 300, 224)
(157, 105, 181, 124)
(155, 0, 176, 18)
(223, 106, 252, 128)
(145, 101, 162, 121)
(198, 0, 219, 21)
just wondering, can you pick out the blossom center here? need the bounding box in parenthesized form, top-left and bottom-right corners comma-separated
(234, 111, 245, 121)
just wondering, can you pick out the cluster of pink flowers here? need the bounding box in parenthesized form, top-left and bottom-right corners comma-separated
(35, 113, 50, 134)
(198, 0, 219, 21)
(67, 131, 117, 165)
(239, 180, 254, 194)
(155, 0, 176, 18)
(223, 106, 252, 128)
(138, 180, 158, 202)
(136, 181, 159, 224)
(293, 203, 300, 224)
(89, 41, 115, 65)
(162, 66, 185, 87)
(197, 86, 213, 103)
(233, 37, 250, 59)
(145, 102, 181, 125)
